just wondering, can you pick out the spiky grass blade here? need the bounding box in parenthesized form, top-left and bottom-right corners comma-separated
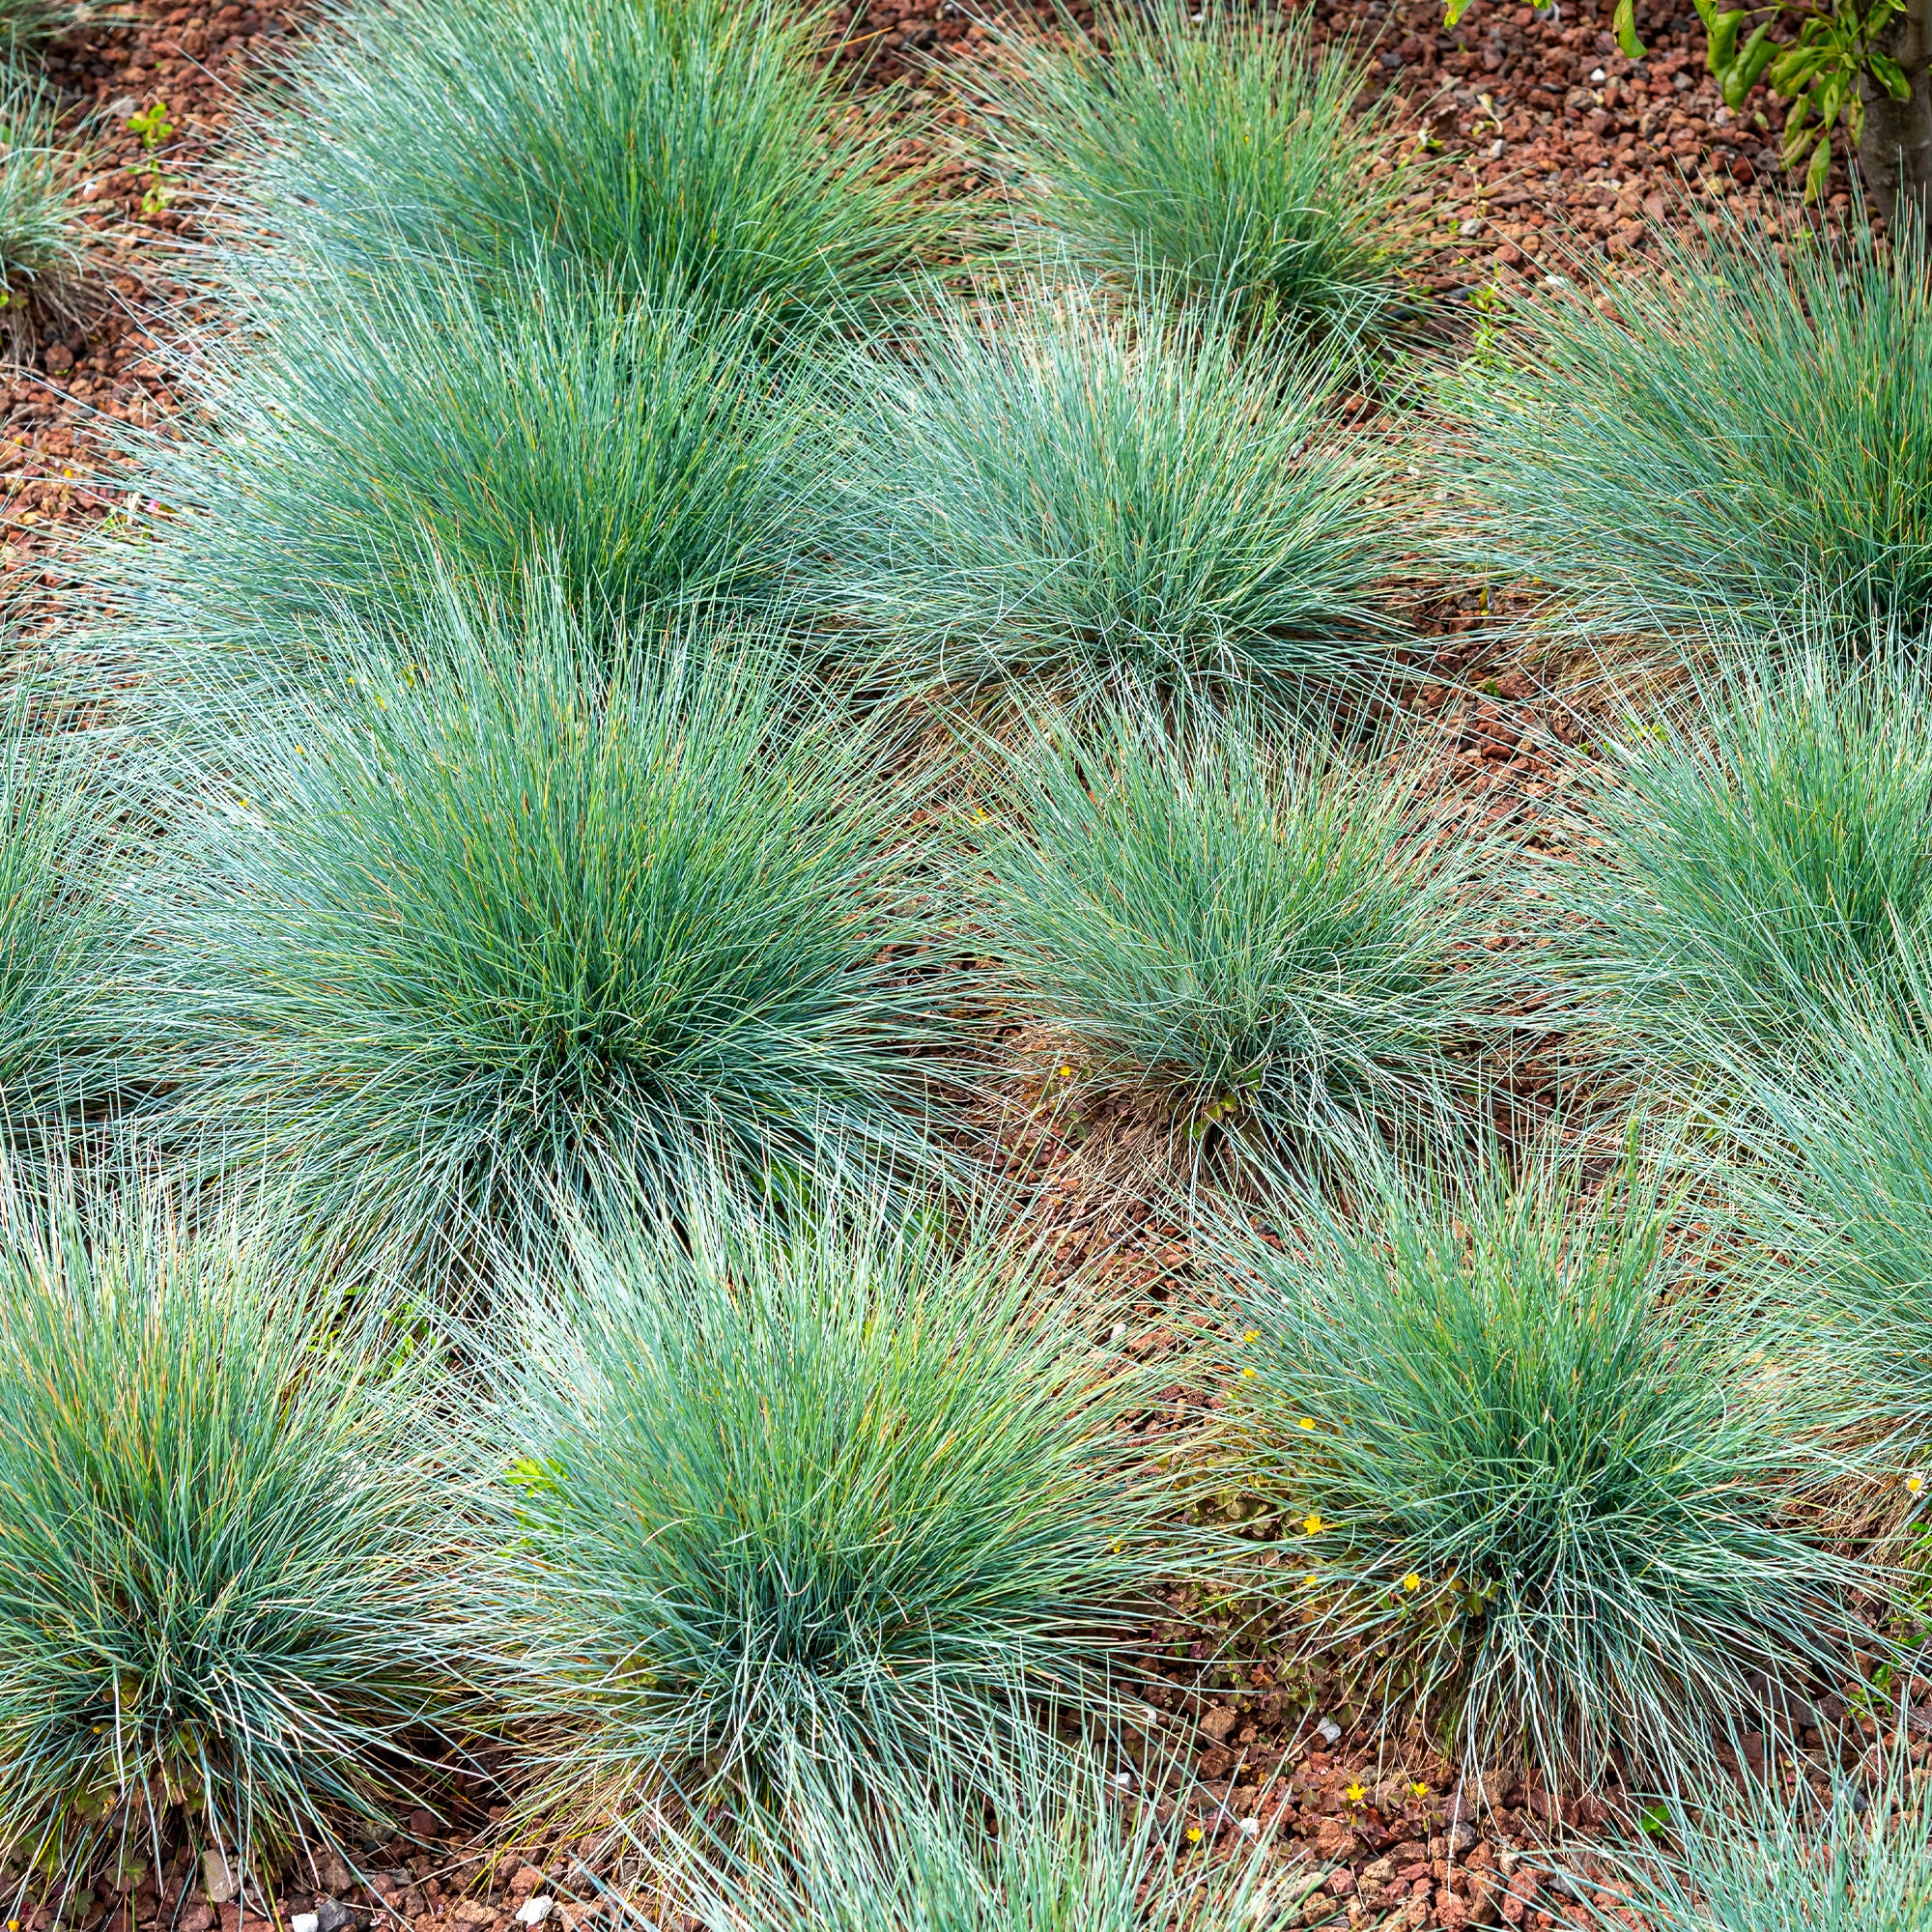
(234, 0, 957, 330)
(1569, 642, 1932, 1077)
(961, 702, 1516, 1168)
(461, 1171, 1184, 1823)
(1611, 1756, 1932, 1932)
(1218, 1143, 1882, 1792)
(0, 692, 135, 1177)
(1439, 209, 1932, 640)
(0, 71, 91, 319)
(815, 286, 1411, 703)
(660, 1727, 1293, 1930)
(138, 584, 963, 1298)
(94, 265, 823, 688)
(0, 1173, 463, 1885)
(971, 0, 1429, 342)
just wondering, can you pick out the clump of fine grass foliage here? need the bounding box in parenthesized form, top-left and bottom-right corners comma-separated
(0, 73, 93, 323)
(460, 1173, 1180, 1825)
(1569, 644, 1932, 1076)
(1611, 1758, 1932, 1932)
(1739, 980, 1932, 1454)
(658, 1728, 1290, 1931)
(0, 0, 102, 51)
(236, 0, 953, 330)
(98, 263, 819, 682)
(971, 0, 1428, 341)
(0, 692, 134, 1177)
(143, 585, 962, 1296)
(815, 286, 1411, 702)
(1440, 208, 1932, 640)
(0, 1173, 460, 1885)
(1219, 1143, 1883, 1791)
(961, 702, 1515, 1168)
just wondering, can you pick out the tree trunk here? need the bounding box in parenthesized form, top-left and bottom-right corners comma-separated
(1860, 0, 1932, 231)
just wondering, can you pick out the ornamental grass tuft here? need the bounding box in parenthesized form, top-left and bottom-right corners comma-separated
(961, 702, 1513, 1167)
(142, 584, 961, 1299)
(236, 0, 954, 330)
(1570, 643, 1932, 1076)
(0, 1173, 461, 1886)
(815, 285, 1410, 703)
(1439, 207, 1932, 640)
(661, 1728, 1287, 1932)
(0, 692, 135, 1178)
(1611, 1760, 1932, 1932)
(461, 1174, 1181, 1824)
(1220, 1144, 1880, 1791)
(99, 263, 821, 689)
(0, 72, 92, 321)
(970, 0, 1429, 341)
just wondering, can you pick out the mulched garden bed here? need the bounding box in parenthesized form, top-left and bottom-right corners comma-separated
(3, 4, 1895, 1931)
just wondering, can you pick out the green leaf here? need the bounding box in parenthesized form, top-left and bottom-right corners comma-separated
(1445, 0, 1473, 26)
(1707, 7, 1744, 71)
(1871, 50, 1913, 100)
(1804, 128, 1832, 200)
(1613, 0, 1646, 57)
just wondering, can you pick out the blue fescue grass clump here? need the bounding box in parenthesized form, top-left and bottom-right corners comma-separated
(970, 0, 1429, 341)
(1570, 645, 1932, 1074)
(235, 0, 955, 330)
(462, 1174, 1183, 1824)
(1740, 980, 1932, 1454)
(1219, 1145, 1881, 1792)
(0, 694, 135, 1177)
(961, 703, 1514, 1164)
(1440, 209, 1932, 640)
(97, 264, 822, 683)
(662, 1729, 1288, 1931)
(0, 72, 92, 320)
(813, 286, 1410, 704)
(141, 587, 962, 1297)
(0, 1174, 462, 1885)
(1612, 1761, 1932, 1932)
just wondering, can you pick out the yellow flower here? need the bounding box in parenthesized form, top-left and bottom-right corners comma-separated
(1402, 1573, 1422, 1592)
(1240, 1365, 1257, 1378)
(1409, 1781, 1430, 1799)
(1243, 1328, 1260, 1344)
(1345, 1782, 1366, 1804)
(1911, 1476, 1924, 1495)
(1297, 1416, 1317, 1430)
(1109, 1538, 1124, 1554)
(1302, 1513, 1325, 1536)
(1185, 1826, 1204, 1843)
(1057, 1065, 1074, 1079)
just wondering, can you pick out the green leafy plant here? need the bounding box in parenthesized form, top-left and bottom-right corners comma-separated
(961, 702, 1518, 1170)
(460, 1171, 1180, 1824)
(1439, 206, 1932, 642)
(1567, 642, 1932, 1079)
(970, 0, 1430, 342)
(1219, 1143, 1883, 1791)
(236, 0, 955, 332)
(1688, 0, 1914, 205)
(0, 1172, 462, 1886)
(658, 1728, 1293, 1931)
(125, 97, 174, 219)
(142, 582, 963, 1298)
(815, 285, 1413, 704)
(96, 261, 824, 692)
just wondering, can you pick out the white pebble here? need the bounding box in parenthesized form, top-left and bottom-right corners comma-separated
(516, 1898, 555, 1926)
(292, 1916, 320, 1932)
(1316, 1717, 1342, 1744)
